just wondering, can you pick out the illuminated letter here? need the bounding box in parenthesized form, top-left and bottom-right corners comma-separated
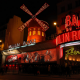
(17, 43, 20, 47)
(72, 31, 78, 41)
(70, 48, 74, 55)
(65, 32, 70, 42)
(78, 30, 80, 40)
(59, 35, 61, 44)
(33, 39, 36, 43)
(72, 15, 78, 26)
(23, 41, 27, 46)
(65, 49, 70, 57)
(65, 15, 71, 28)
(62, 34, 64, 43)
(8, 45, 12, 48)
(56, 36, 59, 45)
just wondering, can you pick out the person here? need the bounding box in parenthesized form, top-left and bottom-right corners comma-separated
(34, 65, 37, 75)
(1, 64, 4, 75)
(66, 65, 71, 77)
(48, 65, 51, 76)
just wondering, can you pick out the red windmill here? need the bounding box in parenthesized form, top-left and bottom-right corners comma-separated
(18, 3, 49, 43)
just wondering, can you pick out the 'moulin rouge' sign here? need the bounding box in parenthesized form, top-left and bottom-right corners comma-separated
(56, 14, 80, 46)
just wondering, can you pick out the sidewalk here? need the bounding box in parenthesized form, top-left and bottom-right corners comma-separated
(18, 73, 80, 79)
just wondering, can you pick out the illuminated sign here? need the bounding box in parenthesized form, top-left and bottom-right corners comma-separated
(65, 47, 80, 57)
(56, 29, 80, 45)
(65, 15, 79, 31)
(6, 48, 56, 63)
(8, 39, 36, 49)
(56, 14, 80, 45)
(8, 56, 17, 62)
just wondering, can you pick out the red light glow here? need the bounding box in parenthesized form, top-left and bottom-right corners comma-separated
(56, 30, 80, 45)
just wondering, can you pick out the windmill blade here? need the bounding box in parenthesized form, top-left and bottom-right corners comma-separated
(35, 18, 49, 31)
(18, 18, 32, 31)
(35, 3, 49, 16)
(20, 4, 33, 16)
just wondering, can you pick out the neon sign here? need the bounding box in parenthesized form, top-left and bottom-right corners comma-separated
(8, 39, 36, 49)
(65, 47, 80, 57)
(56, 30, 80, 45)
(65, 15, 79, 31)
(56, 14, 80, 45)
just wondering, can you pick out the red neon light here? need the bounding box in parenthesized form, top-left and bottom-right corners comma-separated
(60, 48, 63, 58)
(72, 31, 78, 41)
(19, 3, 49, 32)
(65, 32, 70, 42)
(56, 29, 80, 45)
(72, 15, 78, 26)
(78, 30, 80, 39)
(65, 15, 79, 31)
(6, 64, 8, 67)
(65, 15, 71, 28)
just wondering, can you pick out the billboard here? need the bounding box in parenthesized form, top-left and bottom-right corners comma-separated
(64, 45, 80, 61)
(5, 48, 56, 63)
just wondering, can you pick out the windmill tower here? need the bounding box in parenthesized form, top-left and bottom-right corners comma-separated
(18, 3, 49, 43)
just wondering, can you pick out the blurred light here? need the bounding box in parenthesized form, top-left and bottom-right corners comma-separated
(53, 22, 57, 26)
(0, 40, 2, 42)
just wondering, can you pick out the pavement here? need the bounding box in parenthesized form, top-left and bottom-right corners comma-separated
(3, 72, 80, 79)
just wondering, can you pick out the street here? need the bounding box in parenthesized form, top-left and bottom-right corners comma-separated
(0, 73, 80, 80)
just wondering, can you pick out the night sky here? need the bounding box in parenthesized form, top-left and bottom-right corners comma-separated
(0, 0, 58, 38)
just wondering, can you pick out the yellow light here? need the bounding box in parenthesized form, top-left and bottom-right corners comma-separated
(29, 31, 31, 36)
(33, 31, 36, 35)
(38, 31, 40, 35)
(73, 58, 75, 61)
(42, 32, 44, 36)
(0, 40, 2, 42)
(53, 22, 57, 26)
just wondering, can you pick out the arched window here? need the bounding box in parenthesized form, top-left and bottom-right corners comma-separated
(33, 31, 36, 35)
(42, 32, 44, 36)
(38, 31, 40, 35)
(29, 31, 31, 36)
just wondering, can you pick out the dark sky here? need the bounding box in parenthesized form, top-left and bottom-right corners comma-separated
(0, 0, 58, 37)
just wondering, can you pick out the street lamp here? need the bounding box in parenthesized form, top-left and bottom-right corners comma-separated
(0, 40, 2, 43)
(53, 22, 57, 26)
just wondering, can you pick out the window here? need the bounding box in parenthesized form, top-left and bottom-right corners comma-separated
(42, 32, 44, 36)
(29, 31, 31, 36)
(75, 0, 79, 7)
(33, 31, 36, 35)
(38, 31, 40, 35)
(68, 3, 72, 10)
(61, 6, 65, 13)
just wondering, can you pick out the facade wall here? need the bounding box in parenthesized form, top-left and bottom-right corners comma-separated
(4, 15, 24, 49)
(57, 0, 80, 35)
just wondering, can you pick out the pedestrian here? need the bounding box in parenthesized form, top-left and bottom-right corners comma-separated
(1, 64, 4, 75)
(66, 65, 71, 77)
(48, 65, 51, 76)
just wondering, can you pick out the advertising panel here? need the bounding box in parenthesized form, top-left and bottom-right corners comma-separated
(5, 48, 56, 63)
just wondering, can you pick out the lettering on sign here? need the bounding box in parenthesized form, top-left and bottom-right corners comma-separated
(65, 15, 79, 31)
(65, 48, 80, 57)
(8, 39, 36, 49)
(56, 30, 80, 45)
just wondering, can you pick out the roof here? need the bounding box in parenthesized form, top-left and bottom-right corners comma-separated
(2, 39, 56, 55)
(17, 39, 56, 52)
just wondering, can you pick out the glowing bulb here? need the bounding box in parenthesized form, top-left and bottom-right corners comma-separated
(53, 22, 57, 26)
(0, 40, 2, 42)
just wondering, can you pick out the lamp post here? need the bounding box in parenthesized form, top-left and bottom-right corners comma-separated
(53, 22, 57, 37)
